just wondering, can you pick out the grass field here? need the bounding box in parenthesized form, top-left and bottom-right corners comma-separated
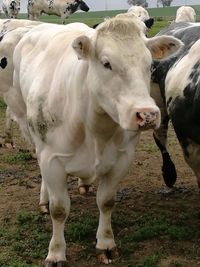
(3, 4, 200, 27)
(1, 5, 198, 37)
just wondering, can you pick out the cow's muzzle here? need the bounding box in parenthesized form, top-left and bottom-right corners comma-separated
(134, 108, 160, 130)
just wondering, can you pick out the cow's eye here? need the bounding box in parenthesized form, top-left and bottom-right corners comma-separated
(103, 61, 112, 70)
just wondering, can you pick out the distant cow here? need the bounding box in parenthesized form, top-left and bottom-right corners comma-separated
(93, 11, 154, 33)
(0, 19, 41, 147)
(128, 5, 150, 21)
(2, 0, 20, 18)
(27, 0, 89, 24)
(10, 15, 182, 265)
(127, 5, 154, 29)
(175, 6, 196, 23)
(151, 22, 200, 189)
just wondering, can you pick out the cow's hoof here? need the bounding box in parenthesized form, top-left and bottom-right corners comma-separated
(4, 142, 15, 149)
(40, 203, 49, 214)
(78, 185, 92, 195)
(96, 247, 120, 264)
(45, 260, 68, 267)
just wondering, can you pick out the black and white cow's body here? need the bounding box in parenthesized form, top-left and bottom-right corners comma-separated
(151, 22, 200, 189)
(27, 0, 89, 24)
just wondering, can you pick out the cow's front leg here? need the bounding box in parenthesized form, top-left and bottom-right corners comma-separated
(96, 176, 121, 264)
(40, 152, 70, 266)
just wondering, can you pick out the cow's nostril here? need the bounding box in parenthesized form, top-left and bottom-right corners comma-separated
(136, 112, 144, 123)
(136, 112, 140, 119)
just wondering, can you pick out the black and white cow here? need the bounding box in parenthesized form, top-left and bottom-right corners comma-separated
(27, 0, 89, 24)
(2, 0, 20, 19)
(151, 21, 200, 189)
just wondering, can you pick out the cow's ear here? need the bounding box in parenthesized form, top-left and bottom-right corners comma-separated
(144, 18, 154, 29)
(146, 35, 183, 60)
(72, 35, 92, 59)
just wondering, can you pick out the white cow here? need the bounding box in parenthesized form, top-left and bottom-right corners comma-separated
(2, 0, 20, 18)
(175, 6, 196, 23)
(0, 19, 41, 147)
(27, 0, 89, 24)
(10, 16, 182, 265)
(128, 5, 150, 22)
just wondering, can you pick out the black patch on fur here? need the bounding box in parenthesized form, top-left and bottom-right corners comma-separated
(0, 35, 3, 42)
(144, 18, 154, 29)
(93, 23, 100, 29)
(0, 57, 7, 69)
(79, 0, 89, 12)
(66, 0, 89, 14)
(9, 1, 16, 11)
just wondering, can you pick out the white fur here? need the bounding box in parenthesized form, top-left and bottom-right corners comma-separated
(128, 5, 150, 22)
(175, 6, 196, 23)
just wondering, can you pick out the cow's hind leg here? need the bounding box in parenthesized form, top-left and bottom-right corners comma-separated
(1, 107, 14, 148)
(40, 150, 70, 266)
(151, 82, 177, 188)
(39, 178, 49, 214)
(182, 141, 200, 192)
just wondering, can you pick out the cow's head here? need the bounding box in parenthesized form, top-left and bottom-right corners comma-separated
(72, 16, 183, 131)
(76, 0, 89, 12)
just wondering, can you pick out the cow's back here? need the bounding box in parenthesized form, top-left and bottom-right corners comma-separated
(14, 23, 93, 100)
(152, 22, 200, 96)
(13, 23, 94, 147)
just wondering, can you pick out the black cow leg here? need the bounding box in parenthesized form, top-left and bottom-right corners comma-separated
(153, 132, 177, 187)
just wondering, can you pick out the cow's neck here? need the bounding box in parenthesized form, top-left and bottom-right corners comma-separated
(87, 99, 119, 150)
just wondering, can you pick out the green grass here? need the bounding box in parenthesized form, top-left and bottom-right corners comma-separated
(136, 252, 162, 267)
(66, 213, 97, 241)
(0, 98, 7, 109)
(5, 5, 200, 25)
(0, 151, 32, 163)
(0, 212, 48, 266)
(0, 211, 98, 266)
(123, 213, 198, 243)
(0, 208, 199, 266)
